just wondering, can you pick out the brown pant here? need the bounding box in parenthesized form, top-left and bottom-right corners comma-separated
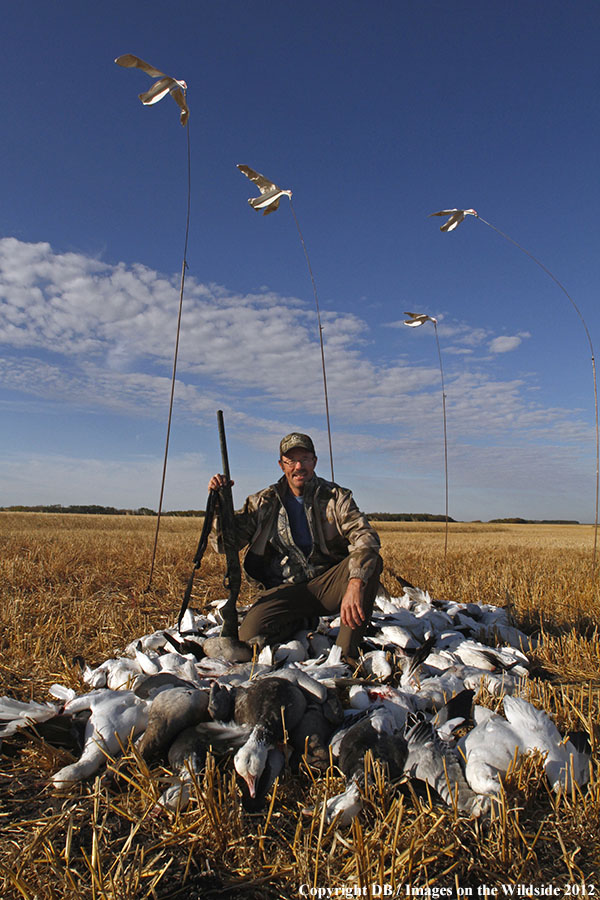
(239, 555, 383, 658)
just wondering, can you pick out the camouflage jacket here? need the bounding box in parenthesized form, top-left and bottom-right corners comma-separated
(210, 474, 381, 591)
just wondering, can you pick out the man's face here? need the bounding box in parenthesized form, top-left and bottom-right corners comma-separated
(278, 447, 317, 496)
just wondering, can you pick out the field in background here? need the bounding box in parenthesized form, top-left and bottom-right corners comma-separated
(1, 512, 599, 898)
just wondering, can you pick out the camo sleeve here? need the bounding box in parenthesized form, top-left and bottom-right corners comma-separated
(334, 488, 381, 583)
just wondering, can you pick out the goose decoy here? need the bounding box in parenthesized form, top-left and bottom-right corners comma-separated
(237, 164, 292, 215)
(428, 209, 478, 232)
(115, 54, 189, 125)
(403, 312, 438, 328)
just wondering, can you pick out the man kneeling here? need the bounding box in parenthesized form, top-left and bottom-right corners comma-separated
(209, 432, 383, 661)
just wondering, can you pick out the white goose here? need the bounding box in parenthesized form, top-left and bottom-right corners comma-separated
(52, 689, 148, 787)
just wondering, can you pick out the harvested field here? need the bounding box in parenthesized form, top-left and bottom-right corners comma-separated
(1, 512, 599, 898)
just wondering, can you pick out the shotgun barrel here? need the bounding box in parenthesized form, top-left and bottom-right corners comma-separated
(216, 410, 241, 639)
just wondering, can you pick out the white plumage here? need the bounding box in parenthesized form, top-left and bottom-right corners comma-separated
(428, 209, 478, 232)
(1, 581, 589, 825)
(115, 54, 189, 125)
(237, 164, 292, 215)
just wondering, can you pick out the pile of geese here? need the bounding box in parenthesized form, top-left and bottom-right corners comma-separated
(0, 586, 592, 826)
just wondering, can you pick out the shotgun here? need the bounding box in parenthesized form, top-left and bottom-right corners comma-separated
(215, 409, 241, 639)
(177, 410, 240, 639)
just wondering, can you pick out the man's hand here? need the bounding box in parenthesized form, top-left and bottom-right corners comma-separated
(340, 578, 366, 629)
(208, 474, 234, 492)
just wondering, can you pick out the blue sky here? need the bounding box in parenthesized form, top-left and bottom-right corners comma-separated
(1, 0, 598, 521)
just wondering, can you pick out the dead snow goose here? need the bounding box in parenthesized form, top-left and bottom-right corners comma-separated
(51, 689, 148, 788)
(404, 713, 488, 816)
(136, 687, 209, 763)
(320, 706, 407, 826)
(458, 707, 523, 796)
(0, 695, 63, 738)
(233, 676, 307, 798)
(503, 695, 590, 793)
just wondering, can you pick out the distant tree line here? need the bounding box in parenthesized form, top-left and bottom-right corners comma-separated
(0, 504, 205, 517)
(367, 513, 456, 522)
(0, 506, 580, 525)
(487, 517, 580, 525)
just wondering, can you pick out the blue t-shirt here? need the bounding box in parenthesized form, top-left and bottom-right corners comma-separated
(282, 492, 313, 557)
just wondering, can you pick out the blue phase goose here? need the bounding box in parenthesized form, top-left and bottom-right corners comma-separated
(403, 712, 489, 817)
(320, 707, 407, 826)
(136, 686, 210, 763)
(232, 676, 307, 798)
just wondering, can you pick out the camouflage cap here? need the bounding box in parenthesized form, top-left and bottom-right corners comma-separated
(279, 432, 316, 457)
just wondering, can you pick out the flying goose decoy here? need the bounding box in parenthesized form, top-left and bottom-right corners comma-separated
(237, 164, 292, 215)
(403, 311, 437, 328)
(428, 209, 478, 232)
(115, 54, 189, 125)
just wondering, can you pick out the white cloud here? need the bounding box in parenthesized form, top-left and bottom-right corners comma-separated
(0, 239, 596, 520)
(489, 333, 531, 353)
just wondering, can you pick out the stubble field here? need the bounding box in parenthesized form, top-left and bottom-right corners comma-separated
(1, 512, 599, 899)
